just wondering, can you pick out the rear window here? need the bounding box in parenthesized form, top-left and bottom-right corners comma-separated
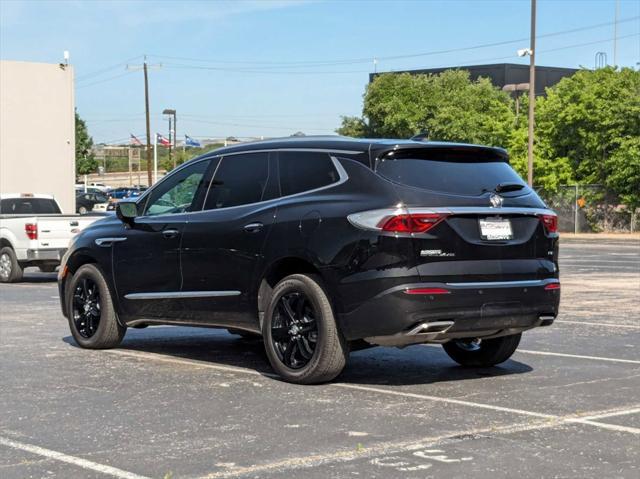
(376, 148, 526, 196)
(0, 198, 61, 214)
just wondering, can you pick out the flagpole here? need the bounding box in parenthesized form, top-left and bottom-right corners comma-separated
(153, 133, 158, 185)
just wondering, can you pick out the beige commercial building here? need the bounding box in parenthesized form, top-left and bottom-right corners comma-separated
(1, 60, 75, 213)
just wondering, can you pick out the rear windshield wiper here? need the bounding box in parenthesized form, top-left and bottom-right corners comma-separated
(494, 183, 525, 193)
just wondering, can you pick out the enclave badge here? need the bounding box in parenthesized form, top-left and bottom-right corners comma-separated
(489, 193, 504, 208)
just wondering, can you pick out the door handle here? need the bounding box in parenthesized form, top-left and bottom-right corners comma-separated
(243, 222, 264, 233)
(162, 229, 180, 239)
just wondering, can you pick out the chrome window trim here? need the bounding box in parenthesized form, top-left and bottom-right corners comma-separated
(185, 155, 349, 216)
(124, 290, 241, 300)
(407, 206, 555, 216)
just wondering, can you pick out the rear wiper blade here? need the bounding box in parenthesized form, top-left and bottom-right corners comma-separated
(495, 183, 525, 193)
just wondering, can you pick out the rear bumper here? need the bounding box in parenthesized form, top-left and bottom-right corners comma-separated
(340, 279, 560, 344)
(25, 248, 66, 263)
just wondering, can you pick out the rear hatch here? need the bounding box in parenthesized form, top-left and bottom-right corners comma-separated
(374, 145, 558, 284)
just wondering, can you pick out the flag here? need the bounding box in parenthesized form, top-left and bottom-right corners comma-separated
(156, 133, 171, 147)
(130, 134, 143, 146)
(185, 135, 201, 147)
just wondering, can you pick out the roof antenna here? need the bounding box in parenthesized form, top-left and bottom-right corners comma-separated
(410, 130, 429, 141)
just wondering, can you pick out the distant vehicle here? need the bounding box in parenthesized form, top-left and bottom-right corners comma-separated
(58, 137, 560, 384)
(108, 187, 134, 200)
(0, 194, 100, 282)
(75, 185, 104, 195)
(76, 192, 108, 214)
(89, 182, 111, 192)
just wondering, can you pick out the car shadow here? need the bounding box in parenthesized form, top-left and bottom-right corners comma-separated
(63, 326, 533, 386)
(18, 272, 58, 283)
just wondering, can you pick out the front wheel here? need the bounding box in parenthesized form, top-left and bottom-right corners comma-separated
(263, 274, 348, 384)
(66, 264, 126, 349)
(442, 333, 521, 367)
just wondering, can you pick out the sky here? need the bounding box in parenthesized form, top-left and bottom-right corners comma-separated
(1, 0, 639, 144)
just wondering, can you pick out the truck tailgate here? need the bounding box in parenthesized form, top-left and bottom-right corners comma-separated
(36, 216, 99, 249)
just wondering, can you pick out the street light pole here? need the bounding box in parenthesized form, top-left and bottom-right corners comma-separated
(143, 60, 152, 187)
(527, 0, 537, 187)
(162, 108, 177, 169)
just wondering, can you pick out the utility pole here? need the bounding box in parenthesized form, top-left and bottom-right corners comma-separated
(143, 60, 152, 186)
(127, 57, 161, 186)
(613, 0, 619, 66)
(527, 0, 537, 187)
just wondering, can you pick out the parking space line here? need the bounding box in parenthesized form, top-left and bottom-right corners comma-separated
(105, 348, 640, 437)
(555, 320, 640, 329)
(0, 436, 151, 479)
(516, 349, 640, 365)
(575, 407, 640, 421)
(565, 420, 640, 435)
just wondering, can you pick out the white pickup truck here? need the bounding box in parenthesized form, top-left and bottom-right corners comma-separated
(0, 194, 101, 282)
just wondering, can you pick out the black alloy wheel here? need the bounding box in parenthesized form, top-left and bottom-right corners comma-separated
(270, 291, 318, 369)
(72, 277, 102, 338)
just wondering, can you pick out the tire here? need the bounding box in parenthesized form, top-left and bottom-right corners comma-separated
(66, 264, 126, 349)
(0, 246, 23, 283)
(263, 274, 348, 384)
(442, 333, 522, 367)
(39, 264, 57, 273)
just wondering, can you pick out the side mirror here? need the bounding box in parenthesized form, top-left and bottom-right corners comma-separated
(116, 201, 138, 224)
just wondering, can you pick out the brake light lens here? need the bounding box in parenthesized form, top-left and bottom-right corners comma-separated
(379, 213, 448, 233)
(25, 223, 38, 240)
(544, 282, 560, 291)
(540, 214, 558, 233)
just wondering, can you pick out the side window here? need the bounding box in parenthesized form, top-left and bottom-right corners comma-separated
(143, 159, 211, 216)
(278, 152, 339, 196)
(203, 153, 270, 210)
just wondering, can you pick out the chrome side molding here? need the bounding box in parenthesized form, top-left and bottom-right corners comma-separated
(124, 290, 241, 300)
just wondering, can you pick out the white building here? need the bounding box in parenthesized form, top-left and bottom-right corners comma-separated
(0, 60, 76, 213)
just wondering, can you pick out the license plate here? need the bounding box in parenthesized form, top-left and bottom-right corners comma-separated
(479, 218, 513, 240)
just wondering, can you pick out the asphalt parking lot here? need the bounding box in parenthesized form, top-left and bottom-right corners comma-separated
(1, 237, 639, 479)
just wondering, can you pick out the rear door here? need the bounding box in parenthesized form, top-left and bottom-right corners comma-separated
(179, 151, 278, 329)
(374, 147, 558, 284)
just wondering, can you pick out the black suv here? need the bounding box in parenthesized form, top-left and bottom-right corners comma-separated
(58, 137, 560, 384)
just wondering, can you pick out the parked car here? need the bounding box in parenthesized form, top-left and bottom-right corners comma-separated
(108, 187, 134, 200)
(76, 192, 108, 214)
(89, 182, 111, 192)
(58, 137, 560, 384)
(0, 194, 100, 282)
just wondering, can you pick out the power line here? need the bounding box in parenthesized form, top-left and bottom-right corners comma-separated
(76, 55, 144, 82)
(148, 15, 640, 68)
(76, 71, 136, 89)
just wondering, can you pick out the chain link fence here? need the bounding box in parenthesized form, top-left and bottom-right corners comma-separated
(536, 185, 639, 233)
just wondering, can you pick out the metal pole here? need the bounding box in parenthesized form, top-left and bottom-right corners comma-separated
(143, 59, 152, 187)
(527, 0, 537, 187)
(168, 116, 172, 170)
(173, 111, 177, 168)
(153, 133, 158, 184)
(574, 184, 579, 234)
(613, 0, 619, 66)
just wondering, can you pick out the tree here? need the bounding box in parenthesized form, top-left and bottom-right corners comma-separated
(75, 112, 97, 175)
(337, 70, 516, 147)
(534, 67, 640, 207)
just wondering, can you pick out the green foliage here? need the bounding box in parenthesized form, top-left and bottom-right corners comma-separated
(535, 67, 640, 207)
(344, 70, 515, 147)
(75, 111, 98, 175)
(338, 67, 640, 207)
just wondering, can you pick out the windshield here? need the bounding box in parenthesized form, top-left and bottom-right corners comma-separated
(376, 149, 527, 196)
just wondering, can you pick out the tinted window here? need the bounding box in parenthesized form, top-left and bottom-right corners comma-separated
(0, 198, 61, 214)
(143, 159, 211, 216)
(204, 153, 270, 210)
(278, 152, 339, 196)
(376, 149, 526, 196)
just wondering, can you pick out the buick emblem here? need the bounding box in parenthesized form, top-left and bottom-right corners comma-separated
(489, 193, 504, 208)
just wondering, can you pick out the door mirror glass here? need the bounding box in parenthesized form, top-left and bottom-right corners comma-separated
(116, 201, 138, 221)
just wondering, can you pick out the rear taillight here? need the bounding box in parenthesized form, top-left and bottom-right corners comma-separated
(25, 223, 38, 240)
(348, 208, 448, 234)
(539, 214, 558, 233)
(544, 282, 560, 291)
(379, 213, 447, 233)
